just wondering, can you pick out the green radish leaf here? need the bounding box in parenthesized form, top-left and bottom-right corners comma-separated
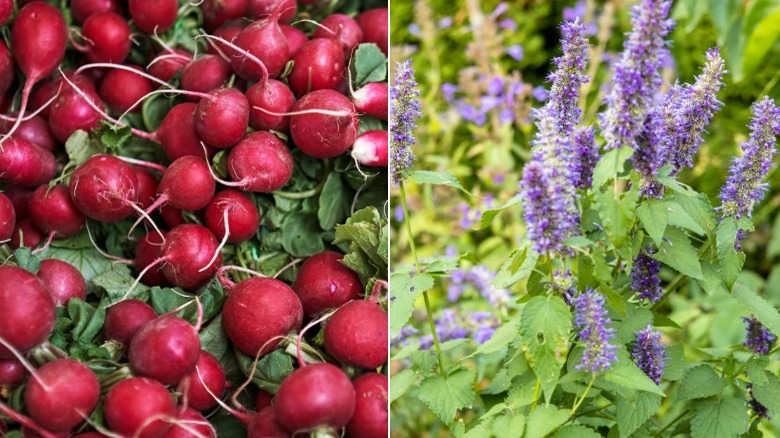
(350, 43, 387, 87)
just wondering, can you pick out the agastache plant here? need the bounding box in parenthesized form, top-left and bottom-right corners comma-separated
(573, 289, 617, 373)
(631, 250, 663, 303)
(601, 0, 673, 151)
(742, 316, 776, 355)
(718, 97, 780, 220)
(390, 59, 423, 185)
(632, 324, 666, 384)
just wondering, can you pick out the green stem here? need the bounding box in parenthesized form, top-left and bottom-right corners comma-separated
(656, 409, 689, 436)
(570, 374, 596, 416)
(399, 180, 446, 377)
(529, 377, 541, 412)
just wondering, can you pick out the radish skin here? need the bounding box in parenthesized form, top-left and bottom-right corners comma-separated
(351, 130, 388, 167)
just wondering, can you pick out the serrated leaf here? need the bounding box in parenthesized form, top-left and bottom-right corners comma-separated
(236, 349, 294, 394)
(555, 424, 601, 438)
(493, 245, 539, 289)
(520, 295, 572, 404)
(662, 344, 684, 381)
(350, 43, 387, 87)
(46, 231, 116, 281)
(752, 374, 780, 414)
(199, 314, 228, 360)
(595, 183, 639, 247)
(616, 307, 653, 344)
(390, 369, 416, 404)
(389, 271, 434, 337)
(592, 146, 633, 188)
(670, 193, 717, 236)
(698, 261, 728, 296)
(410, 170, 469, 194)
(691, 396, 749, 438)
(524, 405, 569, 438)
(418, 368, 477, 425)
(91, 264, 149, 303)
(493, 411, 525, 438)
(617, 391, 661, 437)
(479, 195, 522, 229)
(651, 226, 703, 280)
(678, 364, 726, 401)
(717, 217, 745, 288)
(745, 356, 769, 385)
(637, 199, 667, 245)
(602, 357, 665, 396)
(65, 130, 104, 166)
(731, 281, 780, 337)
(505, 371, 537, 408)
(13, 247, 40, 274)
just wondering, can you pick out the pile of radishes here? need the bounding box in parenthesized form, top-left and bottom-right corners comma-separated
(0, 0, 389, 436)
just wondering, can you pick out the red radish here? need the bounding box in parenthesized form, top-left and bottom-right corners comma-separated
(134, 231, 170, 287)
(221, 277, 303, 356)
(0, 40, 14, 97)
(292, 251, 363, 318)
(249, 0, 296, 23)
(71, 0, 123, 24)
(246, 79, 296, 132)
(351, 130, 388, 167)
(289, 89, 359, 158)
(160, 204, 186, 228)
(104, 377, 176, 438)
(0, 0, 11, 26)
(128, 316, 201, 385)
(69, 155, 139, 222)
(204, 189, 260, 244)
(158, 224, 222, 290)
(201, 0, 249, 31)
(37, 259, 88, 306)
(180, 55, 231, 98)
(11, 218, 44, 249)
(144, 156, 216, 214)
(24, 359, 100, 432)
(208, 131, 294, 193)
(2, 2, 67, 144)
(0, 114, 59, 152)
(0, 138, 58, 187)
(248, 407, 290, 438)
(81, 12, 132, 64)
(256, 389, 273, 411)
(100, 66, 155, 113)
(346, 373, 388, 438)
(48, 77, 105, 142)
(0, 266, 56, 358)
(157, 103, 218, 161)
(148, 49, 192, 82)
(355, 8, 388, 55)
(0, 358, 25, 385)
(0, 192, 15, 242)
(352, 82, 388, 120)
(209, 23, 245, 58)
(29, 184, 86, 238)
(195, 87, 249, 148)
(4, 185, 34, 219)
(179, 350, 226, 411)
(288, 38, 345, 96)
(232, 11, 289, 81)
(280, 24, 308, 57)
(162, 408, 217, 438)
(313, 14, 364, 58)
(128, 0, 178, 33)
(324, 300, 388, 369)
(103, 298, 157, 347)
(273, 363, 356, 434)
(134, 166, 159, 210)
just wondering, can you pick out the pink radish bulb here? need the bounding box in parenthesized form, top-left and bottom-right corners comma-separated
(292, 251, 363, 318)
(0, 192, 16, 242)
(273, 363, 356, 434)
(249, 0, 296, 23)
(204, 189, 260, 244)
(0, 266, 56, 358)
(4, 185, 34, 219)
(160, 204, 186, 228)
(128, 0, 178, 33)
(160, 224, 222, 290)
(28, 73, 93, 120)
(248, 407, 290, 438)
(0, 138, 59, 187)
(81, 12, 132, 63)
(246, 79, 296, 132)
(179, 350, 226, 411)
(103, 298, 157, 348)
(0, 0, 11, 26)
(128, 316, 201, 385)
(104, 377, 176, 438)
(280, 24, 308, 57)
(355, 8, 388, 55)
(352, 82, 388, 120)
(11, 218, 44, 249)
(324, 300, 388, 369)
(37, 259, 88, 306)
(351, 130, 388, 167)
(154, 156, 216, 211)
(289, 89, 359, 159)
(0, 358, 25, 385)
(134, 166, 159, 210)
(195, 87, 249, 148)
(156, 103, 218, 162)
(346, 373, 389, 438)
(225, 131, 294, 192)
(208, 23, 245, 58)
(180, 55, 232, 98)
(0, 114, 59, 152)
(100, 66, 155, 113)
(69, 154, 139, 222)
(287, 38, 345, 96)
(24, 359, 100, 432)
(162, 408, 217, 438)
(201, 0, 249, 31)
(71, 0, 123, 24)
(313, 14, 364, 59)
(135, 231, 170, 287)
(148, 49, 192, 82)
(232, 12, 289, 81)
(0, 40, 14, 97)
(221, 277, 303, 357)
(48, 80, 106, 142)
(256, 389, 273, 411)
(29, 184, 86, 238)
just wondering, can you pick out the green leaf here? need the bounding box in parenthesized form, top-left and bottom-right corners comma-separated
(235, 349, 294, 394)
(334, 207, 387, 288)
(13, 247, 40, 274)
(732, 281, 780, 337)
(505, 372, 537, 407)
(479, 195, 522, 229)
(742, 4, 780, 78)
(46, 231, 115, 281)
(678, 364, 727, 401)
(617, 391, 662, 437)
(65, 130, 105, 167)
(318, 172, 349, 230)
(410, 170, 469, 194)
(493, 411, 525, 438)
(698, 261, 728, 296)
(616, 307, 653, 344)
(389, 271, 434, 337)
(281, 212, 326, 257)
(554, 424, 601, 438)
(493, 245, 539, 289)
(745, 356, 769, 385)
(524, 405, 569, 438)
(199, 314, 228, 360)
(602, 356, 665, 396)
(690, 396, 749, 438)
(67, 298, 105, 343)
(767, 212, 780, 258)
(90, 264, 149, 303)
(390, 369, 417, 404)
(651, 226, 704, 280)
(662, 344, 685, 381)
(418, 368, 477, 425)
(637, 199, 668, 245)
(752, 374, 780, 414)
(350, 43, 387, 87)
(717, 217, 746, 287)
(592, 146, 633, 188)
(594, 182, 639, 247)
(519, 295, 572, 404)
(670, 193, 717, 237)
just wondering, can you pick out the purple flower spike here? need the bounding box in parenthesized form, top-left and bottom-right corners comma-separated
(506, 44, 524, 61)
(573, 290, 617, 374)
(747, 383, 771, 419)
(390, 60, 422, 185)
(632, 324, 666, 384)
(572, 125, 598, 190)
(601, 0, 674, 151)
(631, 251, 663, 303)
(743, 316, 777, 355)
(548, 19, 590, 135)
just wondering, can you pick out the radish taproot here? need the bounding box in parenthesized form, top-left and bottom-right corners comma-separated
(36, 259, 88, 306)
(11, 218, 44, 249)
(0, 358, 25, 385)
(128, 317, 201, 385)
(280, 24, 308, 56)
(346, 373, 388, 438)
(219, 131, 294, 193)
(287, 38, 345, 96)
(100, 66, 155, 113)
(324, 300, 388, 369)
(68, 154, 139, 222)
(248, 0, 296, 23)
(128, 0, 178, 33)
(104, 377, 176, 438)
(195, 87, 250, 148)
(0, 138, 59, 187)
(0, 192, 15, 242)
(352, 82, 388, 120)
(157, 224, 222, 290)
(0, 41, 14, 97)
(248, 407, 290, 438)
(180, 55, 232, 98)
(289, 89, 359, 158)
(247, 79, 296, 132)
(70, 0, 122, 24)
(80, 12, 132, 63)
(351, 130, 389, 167)
(293, 251, 363, 318)
(201, 0, 249, 31)
(313, 14, 364, 58)
(0, 114, 59, 152)
(179, 350, 226, 411)
(162, 408, 217, 438)
(29, 184, 86, 239)
(232, 10, 289, 81)
(355, 8, 388, 55)
(103, 298, 157, 348)
(0, 266, 56, 358)
(204, 189, 260, 244)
